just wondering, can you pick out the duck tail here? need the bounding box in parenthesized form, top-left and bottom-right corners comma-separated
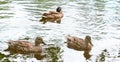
(4, 40, 13, 44)
(66, 35, 71, 38)
(4, 48, 9, 51)
(42, 16, 47, 18)
(66, 35, 73, 41)
(39, 17, 47, 23)
(4, 40, 8, 43)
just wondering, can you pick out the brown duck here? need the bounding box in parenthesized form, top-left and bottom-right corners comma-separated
(40, 7, 63, 24)
(4, 37, 46, 54)
(66, 35, 93, 59)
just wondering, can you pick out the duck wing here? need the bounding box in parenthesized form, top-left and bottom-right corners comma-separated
(49, 11, 58, 14)
(73, 37, 86, 50)
(66, 36, 86, 51)
(42, 11, 57, 17)
(16, 42, 42, 53)
(42, 11, 62, 19)
(8, 41, 34, 47)
(7, 41, 35, 53)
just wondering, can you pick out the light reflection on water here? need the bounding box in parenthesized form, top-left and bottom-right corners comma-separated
(0, 0, 120, 62)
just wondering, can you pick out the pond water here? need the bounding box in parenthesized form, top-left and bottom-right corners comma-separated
(0, 0, 120, 62)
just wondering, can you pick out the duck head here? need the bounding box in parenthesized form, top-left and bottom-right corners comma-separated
(85, 35, 93, 46)
(56, 7, 62, 12)
(35, 37, 46, 46)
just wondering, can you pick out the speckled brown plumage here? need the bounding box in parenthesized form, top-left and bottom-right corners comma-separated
(66, 35, 93, 59)
(66, 35, 93, 51)
(4, 37, 46, 54)
(40, 7, 63, 24)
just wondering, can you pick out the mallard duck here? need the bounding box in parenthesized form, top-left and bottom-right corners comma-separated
(40, 7, 63, 24)
(4, 37, 46, 54)
(66, 35, 93, 59)
(66, 35, 93, 51)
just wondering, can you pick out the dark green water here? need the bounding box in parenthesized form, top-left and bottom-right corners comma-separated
(0, 0, 120, 62)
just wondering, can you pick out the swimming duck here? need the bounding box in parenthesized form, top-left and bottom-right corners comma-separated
(40, 7, 63, 24)
(66, 35, 93, 59)
(4, 37, 46, 54)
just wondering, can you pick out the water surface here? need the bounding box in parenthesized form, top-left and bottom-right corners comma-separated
(0, 0, 120, 62)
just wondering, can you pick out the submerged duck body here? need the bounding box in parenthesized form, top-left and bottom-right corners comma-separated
(40, 7, 63, 24)
(4, 37, 46, 54)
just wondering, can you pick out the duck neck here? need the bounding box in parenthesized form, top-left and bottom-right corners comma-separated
(57, 11, 61, 13)
(35, 43, 40, 46)
(85, 39, 90, 48)
(85, 39, 89, 47)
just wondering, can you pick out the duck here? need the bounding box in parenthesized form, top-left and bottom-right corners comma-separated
(4, 37, 46, 54)
(40, 7, 63, 24)
(66, 35, 93, 59)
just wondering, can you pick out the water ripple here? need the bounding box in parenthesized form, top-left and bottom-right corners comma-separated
(0, 0, 120, 62)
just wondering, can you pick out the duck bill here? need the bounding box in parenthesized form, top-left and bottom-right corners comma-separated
(42, 41, 46, 45)
(89, 41, 93, 46)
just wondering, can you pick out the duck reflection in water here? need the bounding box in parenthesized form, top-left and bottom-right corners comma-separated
(4, 37, 46, 60)
(66, 35, 93, 59)
(34, 53, 46, 60)
(40, 7, 63, 24)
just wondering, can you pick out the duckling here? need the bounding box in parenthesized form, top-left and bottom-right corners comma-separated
(4, 37, 46, 54)
(66, 35, 93, 59)
(40, 7, 63, 24)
